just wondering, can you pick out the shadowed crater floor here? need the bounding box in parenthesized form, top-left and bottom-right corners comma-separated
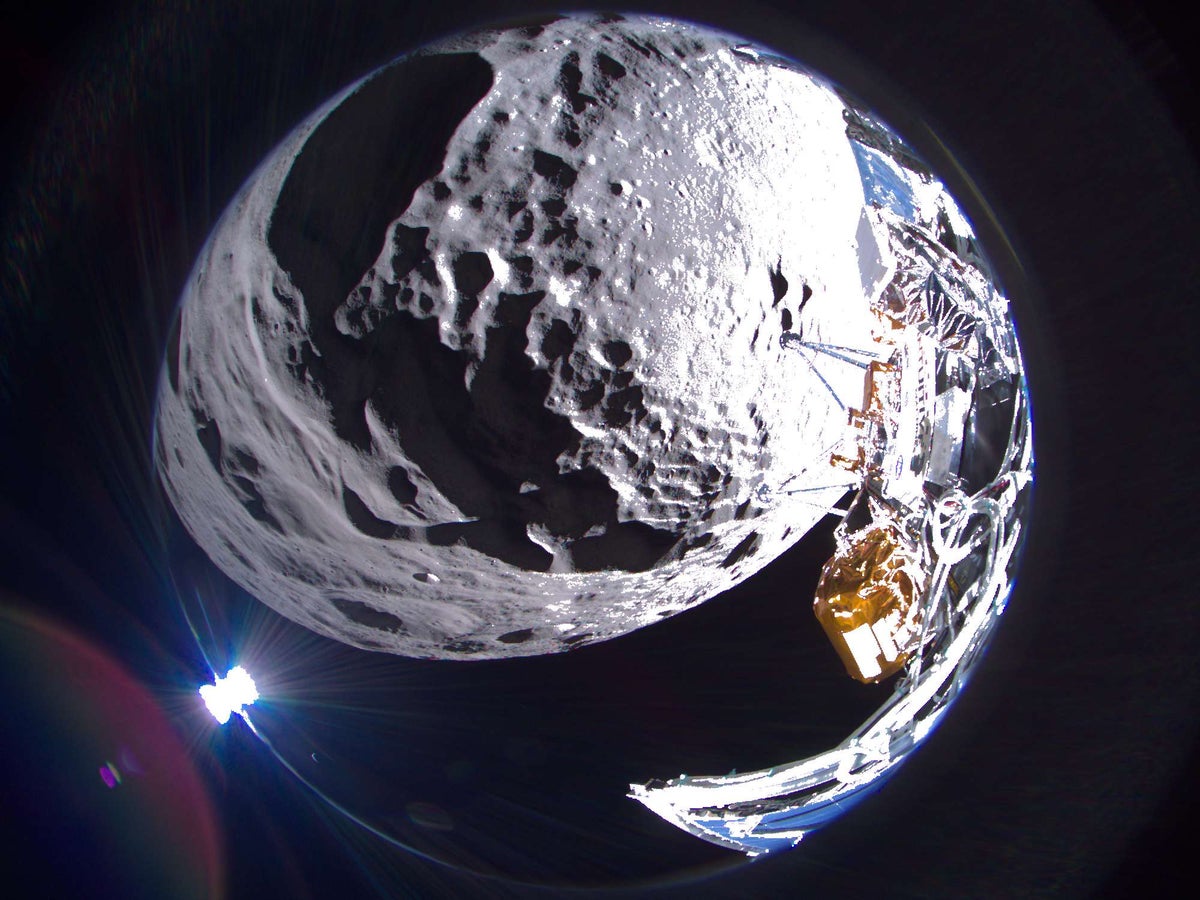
(268, 49, 677, 574)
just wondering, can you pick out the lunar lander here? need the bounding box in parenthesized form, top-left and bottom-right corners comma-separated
(630, 203, 1034, 854)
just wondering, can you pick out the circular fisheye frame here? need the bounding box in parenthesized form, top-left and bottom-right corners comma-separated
(156, 13, 1032, 861)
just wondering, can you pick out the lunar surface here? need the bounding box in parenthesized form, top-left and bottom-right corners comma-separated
(155, 15, 900, 659)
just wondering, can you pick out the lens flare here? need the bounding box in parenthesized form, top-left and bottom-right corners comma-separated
(199, 666, 259, 725)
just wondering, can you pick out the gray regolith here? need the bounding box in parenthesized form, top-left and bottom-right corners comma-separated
(154, 15, 889, 659)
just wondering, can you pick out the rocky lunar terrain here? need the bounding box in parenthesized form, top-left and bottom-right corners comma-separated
(155, 15, 886, 659)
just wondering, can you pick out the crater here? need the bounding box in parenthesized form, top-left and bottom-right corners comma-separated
(596, 52, 627, 81)
(497, 628, 535, 644)
(532, 149, 578, 190)
(331, 597, 406, 633)
(452, 251, 494, 295)
(343, 485, 402, 539)
(720, 531, 760, 568)
(387, 466, 418, 505)
(230, 474, 284, 534)
(602, 339, 633, 367)
(193, 409, 223, 474)
(770, 262, 788, 305)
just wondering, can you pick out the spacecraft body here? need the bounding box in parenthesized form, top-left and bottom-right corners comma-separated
(630, 109, 1034, 855)
(812, 207, 1020, 685)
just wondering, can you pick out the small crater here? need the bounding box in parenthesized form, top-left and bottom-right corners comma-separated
(494, 290, 546, 326)
(514, 208, 535, 243)
(602, 339, 633, 367)
(492, 110, 510, 124)
(781, 308, 793, 331)
(453, 293, 479, 330)
(387, 466, 418, 505)
(624, 36, 655, 59)
(540, 217, 580, 247)
(431, 180, 451, 201)
(343, 485, 401, 539)
(390, 224, 435, 282)
(452, 251, 494, 295)
(498, 628, 535, 644)
(221, 538, 255, 573)
(193, 410, 223, 474)
(601, 384, 644, 428)
(532, 150, 578, 190)
(577, 382, 605, 410)
(596, 52, 627, 81)
(610, 370, 634, 389)
(720, 531, 760, 568)
(561, 120, 583, 149)
(231, 447, 260, 476)
(770, 262, 788, 305)
(541, 197, 567, 217)
(558, 54, 596, 114)
(332, 597, 405, 633)
(541, 318, 576, 361)
(563, 633, 592, 646)
(609, 182, 623, 196)
(509, 255, 535, 287)
(413, 572, 440, 584)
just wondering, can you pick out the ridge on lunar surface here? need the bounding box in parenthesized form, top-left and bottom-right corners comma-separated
(155, 15, 890, 659)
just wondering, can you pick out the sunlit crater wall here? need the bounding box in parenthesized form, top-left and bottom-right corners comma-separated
(154, 15, 892, 660)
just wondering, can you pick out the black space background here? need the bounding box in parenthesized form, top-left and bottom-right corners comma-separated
(1, 1, 1197, 898)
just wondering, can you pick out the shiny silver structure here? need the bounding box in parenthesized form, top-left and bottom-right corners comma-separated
(630, 98, 1034, 856)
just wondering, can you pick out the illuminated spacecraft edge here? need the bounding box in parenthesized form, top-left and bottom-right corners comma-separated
(199, 665, 259, 725)
(629, 400, 1030, 854)
(630, 133, 1034, 855)
(627, 509, 1022, 855)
